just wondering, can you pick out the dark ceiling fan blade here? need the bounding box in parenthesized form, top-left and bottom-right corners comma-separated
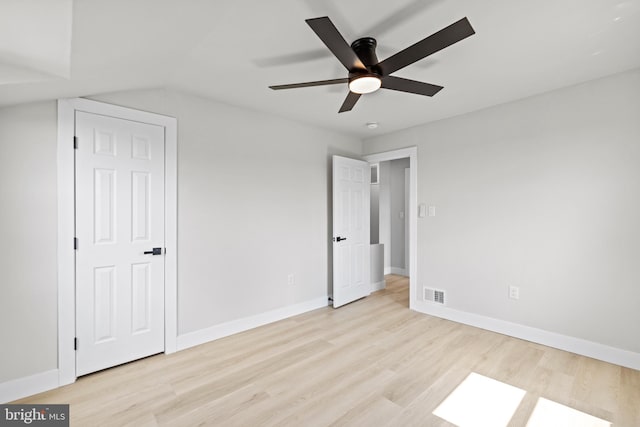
(339, 91, 361, 113)
(269, 78, 348, 90)
(306, 17, 366, 72)
(381, 76, 443, 96)
(377, 17, 475, 76)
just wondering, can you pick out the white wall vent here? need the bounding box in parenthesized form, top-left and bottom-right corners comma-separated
(424, 287, 445, 304)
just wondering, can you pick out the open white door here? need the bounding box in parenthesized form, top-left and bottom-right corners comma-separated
(332, 155, 370, 308)
(75, 111, 165, 376)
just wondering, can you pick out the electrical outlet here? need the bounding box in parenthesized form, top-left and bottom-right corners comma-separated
(288, 274, 295, 286)
(509, 286, 519, 300)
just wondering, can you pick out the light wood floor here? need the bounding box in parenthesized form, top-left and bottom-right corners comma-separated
(17, 275, 640, 426)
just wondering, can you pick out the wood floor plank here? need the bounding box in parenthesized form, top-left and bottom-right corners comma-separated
(616, 367, 640, 426)
(156, 383, 269, 426)
(328, 397, 402, 427)
(267, 366, 396, 427)
(14, 275, 637, 426)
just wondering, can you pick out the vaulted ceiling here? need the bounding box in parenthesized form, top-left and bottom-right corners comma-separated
(1, 0, 639, 137)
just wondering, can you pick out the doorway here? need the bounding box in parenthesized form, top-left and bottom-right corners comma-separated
(57, 98, 178, 385)
(74, 111, 166, 376)
(364, 147, 417, 310)
(371, 159, 410, 275)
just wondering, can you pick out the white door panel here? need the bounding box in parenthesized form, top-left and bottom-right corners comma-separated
(332, 156, 370, 308)
(75, 111, 165, 376)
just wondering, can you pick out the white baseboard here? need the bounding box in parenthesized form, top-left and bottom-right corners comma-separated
(415, 302, 640, 371)
(371, 281, 385, 292)
(384, 267, 392, 275)
(389, 267, 407, 276)
(0, 369, 59, 404)
(177, 296, 329, 351)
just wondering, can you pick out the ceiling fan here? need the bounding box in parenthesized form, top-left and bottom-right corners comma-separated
(269, 16, 475, 113)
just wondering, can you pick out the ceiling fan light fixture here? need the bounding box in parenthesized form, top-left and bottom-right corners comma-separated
(349, 75, 382, 94)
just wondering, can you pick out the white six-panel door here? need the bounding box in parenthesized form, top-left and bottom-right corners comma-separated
(75, 111, 165, 376)
(332, 155, 371, 308)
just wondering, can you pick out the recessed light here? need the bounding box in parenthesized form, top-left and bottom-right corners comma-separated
(366, 122, 379, 129)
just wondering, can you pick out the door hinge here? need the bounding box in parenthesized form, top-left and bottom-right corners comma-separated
(73, 136, 78, 149)
(74, 237, 78, 250)
(74, 337, 78, 351)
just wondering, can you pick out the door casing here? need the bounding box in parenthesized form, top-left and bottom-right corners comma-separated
(57, 98, 178, 386)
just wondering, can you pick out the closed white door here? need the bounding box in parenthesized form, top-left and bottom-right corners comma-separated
(332, 155, 370, 308)
(75, 111, 165, 376)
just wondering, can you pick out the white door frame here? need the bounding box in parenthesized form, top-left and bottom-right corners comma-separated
(363, 147, 417, 310)
(57, 98, 178, 386)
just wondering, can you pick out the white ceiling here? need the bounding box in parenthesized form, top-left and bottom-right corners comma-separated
(1, 0, 639, 137)
(0, 0, 72, 84)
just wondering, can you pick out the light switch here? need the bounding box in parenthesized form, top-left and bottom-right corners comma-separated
(400, 211, 404, 219)
(428, 206, 436, 217)
(418, 204, 427, 218)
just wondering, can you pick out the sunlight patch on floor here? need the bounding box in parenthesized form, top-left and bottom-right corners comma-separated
(433, 372, 526, 427)
(526, 397, 611, 427)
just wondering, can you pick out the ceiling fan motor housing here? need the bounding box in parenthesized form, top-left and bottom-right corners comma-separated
(350, 37, 380, 72)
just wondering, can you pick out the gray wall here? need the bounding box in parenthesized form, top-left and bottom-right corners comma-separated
(378, 161, 391, 270)
(389, 158, 410, 271)
(370, 182, 379, 244)
(363, 68, 640, 353)
(0, 89, 361, 383)
(0, 102, 58, 382)
(376, 159, 410, 272)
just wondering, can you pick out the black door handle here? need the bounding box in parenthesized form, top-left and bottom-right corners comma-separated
(144, 247, 163, 255)
(335, 236, 347, 242)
